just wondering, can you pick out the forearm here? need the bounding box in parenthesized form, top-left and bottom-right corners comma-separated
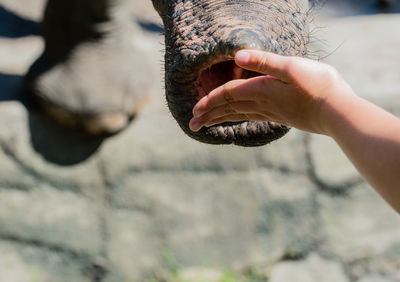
(322, 91, 400, 212)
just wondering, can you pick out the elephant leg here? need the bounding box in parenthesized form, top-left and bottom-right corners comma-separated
(26, 0, 152, 135)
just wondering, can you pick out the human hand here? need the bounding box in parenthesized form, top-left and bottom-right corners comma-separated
(189, 50, 354, 135)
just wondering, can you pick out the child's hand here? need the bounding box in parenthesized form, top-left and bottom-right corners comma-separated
(189, 50, 353, 135)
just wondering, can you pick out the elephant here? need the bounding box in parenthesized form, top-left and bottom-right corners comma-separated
(26, 0, 312, 146)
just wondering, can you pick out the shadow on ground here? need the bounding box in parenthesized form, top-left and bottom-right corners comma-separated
(0, 73, 105, 166)
(137, 19, 164, 34)
(0, 5, 105, 166)
(0, 6, 164, 166)
(0, 6, 40, 38)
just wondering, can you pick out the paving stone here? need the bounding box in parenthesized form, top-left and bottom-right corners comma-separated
(0, 102, 29, 145)
(0, 146, 37, 190)
(101, 114, 261, 175)
(257, 129, 309, 173)
(348, 250, 400, 282)
(110, 170, 317, 271)
(0, 149, 37, 190)
(357, 275, 395, 282)
(269, 254, 350, 282)
(308, 134, 361, 188)
(0, 241, 90, 282)
(177, 267, 223, 282)
(106, 209, 163, 281)
(0, 102, 106, 200)
(0, 186, 102, 255)
(0, 102, 39, 189)
(369, 256, 400, 282)
(318, 182, 400, 259)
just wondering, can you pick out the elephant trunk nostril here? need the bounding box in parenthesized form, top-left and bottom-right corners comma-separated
(224, 29, 265, 52)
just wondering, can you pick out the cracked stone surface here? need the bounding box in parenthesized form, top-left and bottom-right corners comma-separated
(308, 134, 361, 188)
(358, 276, 395, 282)
(318, 182, 400, 259)
(269, 254, 350, 282)
(0, 1, 399, 281)
(111, 170, 316, 272)
(0, 186, 102, 255)
(177, 268, 223, 282)
(0, 241, 90, 282)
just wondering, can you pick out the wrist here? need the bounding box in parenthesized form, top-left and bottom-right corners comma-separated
(316, 82, 358, 136)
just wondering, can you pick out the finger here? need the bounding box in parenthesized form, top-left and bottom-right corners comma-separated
(193, 76, 286, 117)
(235, 50, 294, 83)
(193, 101, 267, 126)
(205, 114, 270, 127)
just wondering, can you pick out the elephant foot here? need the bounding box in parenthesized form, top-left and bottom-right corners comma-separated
(25, 0, 151, 135)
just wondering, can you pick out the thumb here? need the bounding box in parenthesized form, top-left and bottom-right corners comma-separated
(235, 50, 293, 83)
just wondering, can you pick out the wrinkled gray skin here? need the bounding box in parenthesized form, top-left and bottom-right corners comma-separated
(27, 0, 310, 145)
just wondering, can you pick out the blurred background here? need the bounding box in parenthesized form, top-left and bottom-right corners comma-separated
(0, 0, 399, 281)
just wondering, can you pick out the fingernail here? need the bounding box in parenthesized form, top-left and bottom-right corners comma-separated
(236, 50, 251, 64)
(189, 119, 202, 132)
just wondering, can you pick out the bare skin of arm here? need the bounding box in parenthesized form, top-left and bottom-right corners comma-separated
(189, 50, 400, 213)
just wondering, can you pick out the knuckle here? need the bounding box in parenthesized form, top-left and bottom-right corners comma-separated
(200, 113, 212, 124)
(206, 117, 222, 126)
(225, 79, 237, 89)
(259, 76, 274, 94)
(284, 59, 297, 75)
(323, 65, 341, 83)
(224, 104, 236, 114)
(255, 54, 269, 71)
(240, 114, 249, 121)
(222, 82, 236, 102)
(260, 76, 270, 90)
(329, 66, 341, 80)
(283, 57, 308, 81)
(202, 95, 210, 107)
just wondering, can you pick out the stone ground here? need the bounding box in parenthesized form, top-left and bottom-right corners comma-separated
(0, 1, 399, 282)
